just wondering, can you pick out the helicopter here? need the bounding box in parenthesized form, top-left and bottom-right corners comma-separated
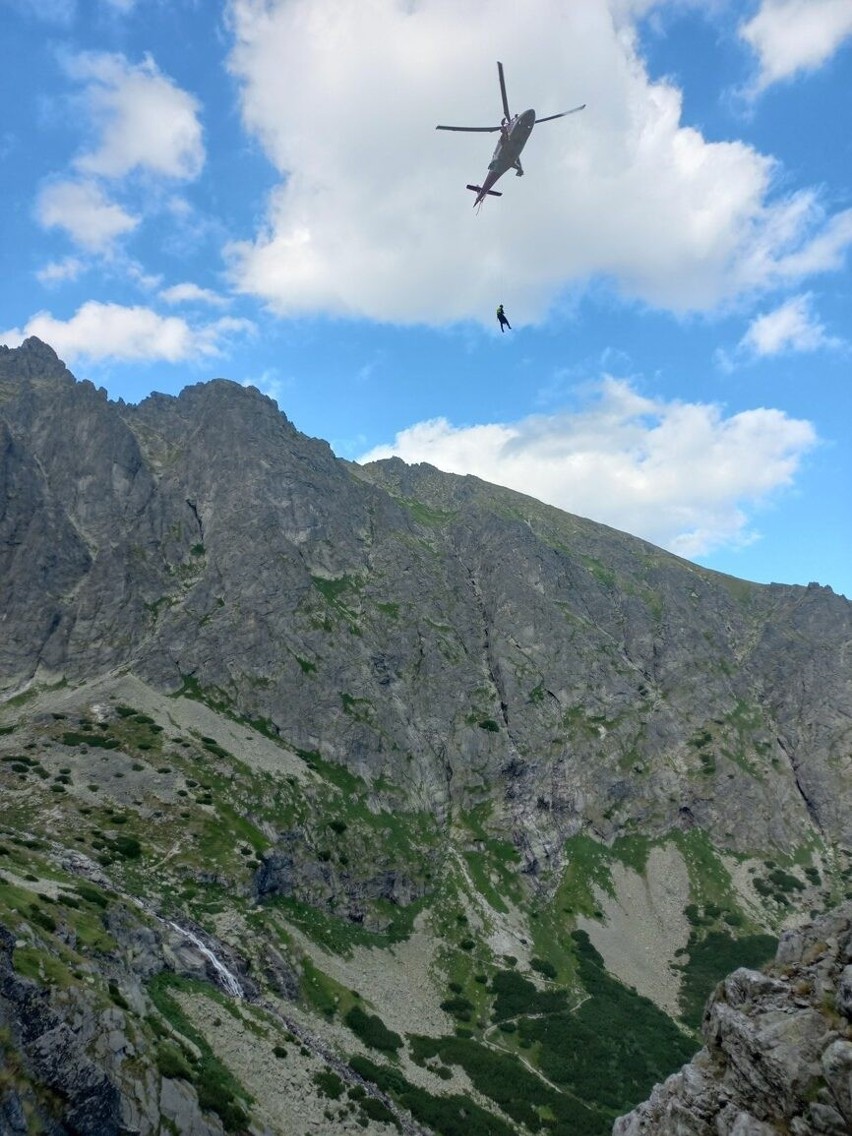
(436, 61, 585, 209)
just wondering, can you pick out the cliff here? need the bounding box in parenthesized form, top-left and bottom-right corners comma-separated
(2, 337, 850, 868)
(615, 903, 852, 1135)
(1, 337, 851, 1135)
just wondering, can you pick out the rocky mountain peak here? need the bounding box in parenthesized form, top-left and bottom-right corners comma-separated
(2, 339, 851, 857)
(0, 335, 72, 383)
(1, 339, 852, 1136)
(135, 374, 288, 420)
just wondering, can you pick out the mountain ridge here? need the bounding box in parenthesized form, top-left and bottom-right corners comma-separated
(2, 336, 851, 1135)
(3, 337, 850, 859)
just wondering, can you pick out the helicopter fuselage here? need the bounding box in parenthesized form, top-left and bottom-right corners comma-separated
(475, 109, 536, 205)
(436, 61, 585, 209)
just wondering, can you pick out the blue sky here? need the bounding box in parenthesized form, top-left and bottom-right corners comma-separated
(2, 0, 851, 596)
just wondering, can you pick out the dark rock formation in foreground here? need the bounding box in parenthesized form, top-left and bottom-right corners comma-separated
(0, 912, 233, 1136)
(613, 903, 852, 1135)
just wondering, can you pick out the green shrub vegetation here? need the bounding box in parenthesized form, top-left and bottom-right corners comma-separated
(270, 894, 425, 956)
(678, 929, 777, 1027)
(110, 834, 142, 859)
(147, 974, 250, 1132)
(409, 1034, 604, 1133)
(75, 883, 110, 908)
(349, 1055, 517, 1136)
(294, 748, 364, 795)
(439, 996, 474, 1021)
(61, 732, 120, 749)
(108, 981, 129, 1010)
(491, 968, 565, 1021)
(344, 1005, 402, 1052)
(510, 931, 695, 1125)
(156, 1042, 194, 1080)
(767, 867, 805, 893)
(311, 574, 358, 603)
(28, 905, 57, 933)
(200, 737, 231, 760)
(557, 833, 617, 915)
(358, 1096, 400, 1129)
(530, 956, 557, 979)
(313, 1069, 344, 1099)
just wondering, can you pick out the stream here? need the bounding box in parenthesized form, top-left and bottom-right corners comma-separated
(163, 918, 245, 999)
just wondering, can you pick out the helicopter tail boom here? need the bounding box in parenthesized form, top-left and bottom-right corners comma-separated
(466, 184, 502, 197)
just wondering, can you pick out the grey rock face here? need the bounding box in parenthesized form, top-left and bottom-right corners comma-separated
(159, 1078, 225, 1136)
(0, 1091, 30, 1135)
(255, 829, 430, 927)
(821, 1040, 852, 1123)
(836, 965, 852, 1019)
(0, 904, 243, 1136)
(0, 924, 123, 1135)
(613, 903, 852, 1135)
(2, 337, 852, 872)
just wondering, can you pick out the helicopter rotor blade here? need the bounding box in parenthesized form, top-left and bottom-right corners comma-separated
(435, 124, 502, 132)
(498, 61, 511, 121)
(534, 104, 586, 124)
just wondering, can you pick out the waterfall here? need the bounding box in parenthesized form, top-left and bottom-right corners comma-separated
(165, 919, 244, 1000)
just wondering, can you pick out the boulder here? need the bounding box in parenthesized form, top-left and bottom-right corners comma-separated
(614, 903, 852, 1135)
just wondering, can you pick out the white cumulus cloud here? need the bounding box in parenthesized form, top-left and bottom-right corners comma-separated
(34, 51, 206, 261)
(223, 0, 852, 327)
(36, 179, 139, 250)
(1, 302, 253, 364)
(65, 50, 204, 180)
(159, 282, 228, 306)
(35, 256, 86, 285)
(358, 379, 818, 556)
(740, 0, 852, 91)
(739, 293, 842, 356)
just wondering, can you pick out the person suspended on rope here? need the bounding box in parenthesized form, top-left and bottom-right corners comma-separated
(497, 303, 512, 332)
